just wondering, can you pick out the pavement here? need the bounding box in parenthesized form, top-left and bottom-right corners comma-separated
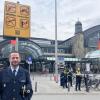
(31, 73, 100, 95)
(32, 94, 100, 100)
(30, 73, 100, 100)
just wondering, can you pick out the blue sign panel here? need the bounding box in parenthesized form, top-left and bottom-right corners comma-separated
(27, 56, 32, 64)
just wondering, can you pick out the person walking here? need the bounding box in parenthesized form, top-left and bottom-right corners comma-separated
(0, 51, 33, 100)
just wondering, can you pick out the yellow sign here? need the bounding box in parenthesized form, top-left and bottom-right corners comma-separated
(3, 1, 30, 38)
(6, 15, 16, 27)
(20, 6, 30, 16)
(20, 18, 29, 29)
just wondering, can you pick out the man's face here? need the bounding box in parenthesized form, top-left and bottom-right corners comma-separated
(9, 52, 21, 68)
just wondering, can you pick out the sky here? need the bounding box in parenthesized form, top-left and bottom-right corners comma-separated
(0, 0, 100, 40)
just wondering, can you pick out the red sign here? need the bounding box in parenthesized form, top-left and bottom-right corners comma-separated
(10, 40, 16, 45)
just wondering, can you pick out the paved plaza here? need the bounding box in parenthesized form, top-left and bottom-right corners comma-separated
(32, 95, 100, 100)
(31, 73, 100, 100)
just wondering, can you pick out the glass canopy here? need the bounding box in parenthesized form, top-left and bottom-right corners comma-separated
(85, 50, 100, 58)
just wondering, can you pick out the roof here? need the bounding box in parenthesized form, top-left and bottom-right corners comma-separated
(75, 21, 82, 25)
(85, 50, 100, 58)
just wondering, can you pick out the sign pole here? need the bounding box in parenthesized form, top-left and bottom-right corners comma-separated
(15, 37, 18, 51)
(29, 64, 30, 74)
(27, 56, 32, 74)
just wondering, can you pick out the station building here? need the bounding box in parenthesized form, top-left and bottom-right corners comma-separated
(0, 21, 100, 73)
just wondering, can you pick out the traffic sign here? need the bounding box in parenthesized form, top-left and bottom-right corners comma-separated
(6, 2, 16, 13)
(20, 5, 30, 16)
(3, 1, 30, 38)
(27, 56, 32, 64)
(58, 56, 64, 63)
(6, 15, 16, 27)
(21, 18, 29, 29)
(58, 56, 65, 66)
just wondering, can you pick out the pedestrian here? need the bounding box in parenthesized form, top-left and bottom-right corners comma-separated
(67, 69, 73, 87)
(84, 71, 90, 92)
(60, 69, 65, 87)
(0, 51, 33, 100)
(63, 67, 69, 88)
(75, 67, 82, 91)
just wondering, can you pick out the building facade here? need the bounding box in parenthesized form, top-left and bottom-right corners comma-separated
(0, 21, 100, 73)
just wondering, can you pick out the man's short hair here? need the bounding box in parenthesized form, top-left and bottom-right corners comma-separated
(9, 51, 21, 58)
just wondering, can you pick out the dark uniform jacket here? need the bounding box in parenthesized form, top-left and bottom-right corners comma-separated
(0, 66, 33, 100)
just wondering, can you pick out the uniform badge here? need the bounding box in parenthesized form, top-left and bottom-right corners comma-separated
(3, 84, 6, 87)
(21, 80, 26, 82)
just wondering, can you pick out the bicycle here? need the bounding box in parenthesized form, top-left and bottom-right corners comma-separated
(88, 75, 100, 91)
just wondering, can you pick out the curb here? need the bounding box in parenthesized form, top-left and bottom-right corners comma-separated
(33, 92, 100, 95)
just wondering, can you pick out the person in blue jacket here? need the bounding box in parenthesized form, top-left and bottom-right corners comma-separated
(60, 70, 65, 87)
(0, 51, 33, 100)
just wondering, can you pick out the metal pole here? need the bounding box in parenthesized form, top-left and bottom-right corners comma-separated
(55, 0, 58, 83)
(15, 37, 18, 51)
(35, 82, 37, 92)
(15, 1, 20, 52)
(28, 64, 30, 74)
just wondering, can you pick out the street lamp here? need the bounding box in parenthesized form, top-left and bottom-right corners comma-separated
(54, 0, 58, 83)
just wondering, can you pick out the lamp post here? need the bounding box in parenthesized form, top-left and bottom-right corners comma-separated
(54, 0, 58, 83)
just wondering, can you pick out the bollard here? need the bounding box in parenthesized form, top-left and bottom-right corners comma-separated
(35, 82, 37, 92)
(33, 75, 34, 80)
(67, 82, 70, 92)
(50, 74, 51, 80)
(54, 75, 58, 83)
(86, 74, 90, 92)
(50, 74, 52, 81)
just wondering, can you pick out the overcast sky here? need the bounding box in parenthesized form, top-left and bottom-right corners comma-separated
(0, 0, 100, 40)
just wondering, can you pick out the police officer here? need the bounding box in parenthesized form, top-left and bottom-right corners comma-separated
(75, 67, 82, 91)
(0, 51, 33, 100)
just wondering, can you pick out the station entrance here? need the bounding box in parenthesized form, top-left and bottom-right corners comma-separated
(0, 39, 44, 72)
(0, 39, 57, 73)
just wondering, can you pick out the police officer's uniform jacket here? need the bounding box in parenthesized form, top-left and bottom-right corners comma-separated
(76, 70, 81, 76)
(0, 66, 33, 100)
